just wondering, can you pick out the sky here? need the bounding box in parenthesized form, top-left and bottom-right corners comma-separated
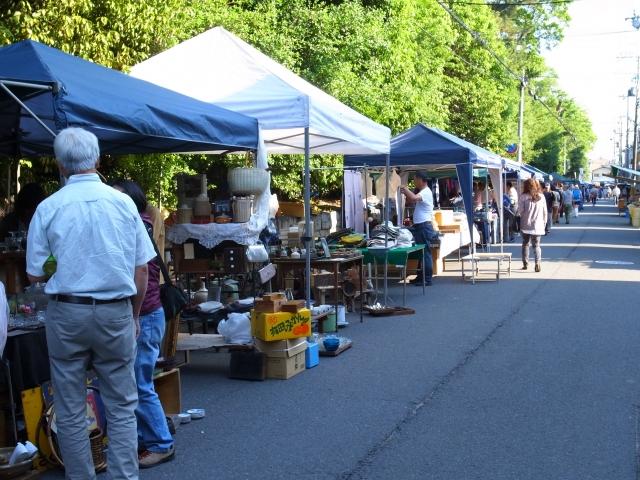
(544, 0, 640, 167)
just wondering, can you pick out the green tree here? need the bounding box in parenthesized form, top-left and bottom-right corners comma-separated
(440, 2, 519, 152)
(0, 0, 184, 69)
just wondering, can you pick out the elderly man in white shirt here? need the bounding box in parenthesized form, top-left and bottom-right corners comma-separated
(27, 128, 155, 480)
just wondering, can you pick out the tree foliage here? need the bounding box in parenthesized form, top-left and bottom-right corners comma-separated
(0, 0, 597, 204)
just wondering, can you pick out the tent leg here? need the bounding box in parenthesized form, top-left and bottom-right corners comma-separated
(364, 166, 370, 239)
(383, 155, 390, 306)
(485, 169, 490, 253)
(304, 128, 312, 308)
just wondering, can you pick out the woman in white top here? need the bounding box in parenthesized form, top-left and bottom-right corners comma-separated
(517, 178, 548, 272)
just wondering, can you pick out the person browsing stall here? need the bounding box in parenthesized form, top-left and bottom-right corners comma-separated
(111, 180, 175, 469)
(400, 171, 435, 286)
(26, 128, 156, 480)
(517, 178, 547, 272)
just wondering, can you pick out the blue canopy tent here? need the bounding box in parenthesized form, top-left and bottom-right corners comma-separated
(522, 164, 546, 180)
(610, 165, 640, 184)
(0, 40, 259, 160)
(344, 123, 505, 250)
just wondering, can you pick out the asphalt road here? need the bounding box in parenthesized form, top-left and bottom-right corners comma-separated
(42, 198, 640, 480)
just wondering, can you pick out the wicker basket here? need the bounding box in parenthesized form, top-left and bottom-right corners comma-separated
(89, 429, 107, 472)
(227, 168, 270, 195)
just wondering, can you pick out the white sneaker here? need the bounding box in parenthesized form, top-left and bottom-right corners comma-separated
(9, 443, 29, 465)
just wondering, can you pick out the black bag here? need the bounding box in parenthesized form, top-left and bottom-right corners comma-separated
(148, 235, 187, 320)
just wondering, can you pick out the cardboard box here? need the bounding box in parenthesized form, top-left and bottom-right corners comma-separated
(254, 299, 284, 313)
(281, 300, 306, 313)
(254, 337, 307, 358)
(251, 309, 312, 341)
(254, 292, 286, 313)
(262, 293, 286, 301)
(266, 351, 306, 379)
(254, 337, 307, 379)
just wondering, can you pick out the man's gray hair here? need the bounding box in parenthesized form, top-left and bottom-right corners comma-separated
(53, 127, 100, 174)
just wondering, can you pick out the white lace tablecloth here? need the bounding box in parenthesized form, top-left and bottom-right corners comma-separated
(167, 221, 265, 249)
(168, 129, 271, 249)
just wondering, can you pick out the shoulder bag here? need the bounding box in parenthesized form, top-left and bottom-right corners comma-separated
(148, 236, 188, 320)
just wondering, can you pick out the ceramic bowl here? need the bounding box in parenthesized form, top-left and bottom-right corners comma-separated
(178, 413, 191, 424)
(323, 337, 340, 352)
(187, 408, 205, 419)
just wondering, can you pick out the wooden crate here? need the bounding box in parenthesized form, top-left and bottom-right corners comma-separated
(153, 368, 181, 415)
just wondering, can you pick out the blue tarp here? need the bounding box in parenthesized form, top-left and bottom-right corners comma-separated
(0, 40, 259, 158)
(344, 123, 505, 242)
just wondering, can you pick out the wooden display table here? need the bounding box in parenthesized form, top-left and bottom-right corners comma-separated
(272, 256, 364, 323)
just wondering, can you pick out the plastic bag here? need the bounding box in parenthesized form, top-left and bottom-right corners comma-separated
(217, 312, 252, 344)
(246, 243, 268, 262)
(269, 194, 279, 218)
(396, 228, 414, 247)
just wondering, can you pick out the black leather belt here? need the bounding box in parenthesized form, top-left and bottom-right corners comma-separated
(51, 295, 128, 305)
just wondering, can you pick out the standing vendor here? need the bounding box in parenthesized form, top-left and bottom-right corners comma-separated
(400, 171, 434, 286)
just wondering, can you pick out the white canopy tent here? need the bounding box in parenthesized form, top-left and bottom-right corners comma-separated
(131, 26, 391, 304)
(131, 27, 390, 155)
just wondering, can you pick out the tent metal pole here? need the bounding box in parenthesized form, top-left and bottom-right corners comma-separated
(499, 165, 504, 254)
(363, 165, 370, 239)
(0, 82, 56, 138)
(499, 167, 507, 253)
(0, 80, 53, 91)
(304, 128, 312, 308)
(485, 169, 490, 252)
(383, 154, 390, 306)
(363, 164, 373, 303)
(471, 166, 476, 284)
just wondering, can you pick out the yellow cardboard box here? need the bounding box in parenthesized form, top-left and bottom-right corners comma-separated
(251, 309, 312, 341)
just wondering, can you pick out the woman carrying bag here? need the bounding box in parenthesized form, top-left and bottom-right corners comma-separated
(112, 180, 176, 469)
(517, 178, 548, 272)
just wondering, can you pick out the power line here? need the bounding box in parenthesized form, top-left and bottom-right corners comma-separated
(436, 0, 521, 79)
(435, 0, 579, 143)
(565, 30, 637, 38)
(451, 0, 576, 5)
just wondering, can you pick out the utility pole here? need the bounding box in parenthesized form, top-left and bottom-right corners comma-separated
(626, 13, 640, 169)
(618, 117, 625, 166)
(626, 89, 633, 168)
(634, 57, 640, 171)
(517, 73, 526, 164)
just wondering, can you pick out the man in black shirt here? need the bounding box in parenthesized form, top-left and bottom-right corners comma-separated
(542, 182, 554, 235)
